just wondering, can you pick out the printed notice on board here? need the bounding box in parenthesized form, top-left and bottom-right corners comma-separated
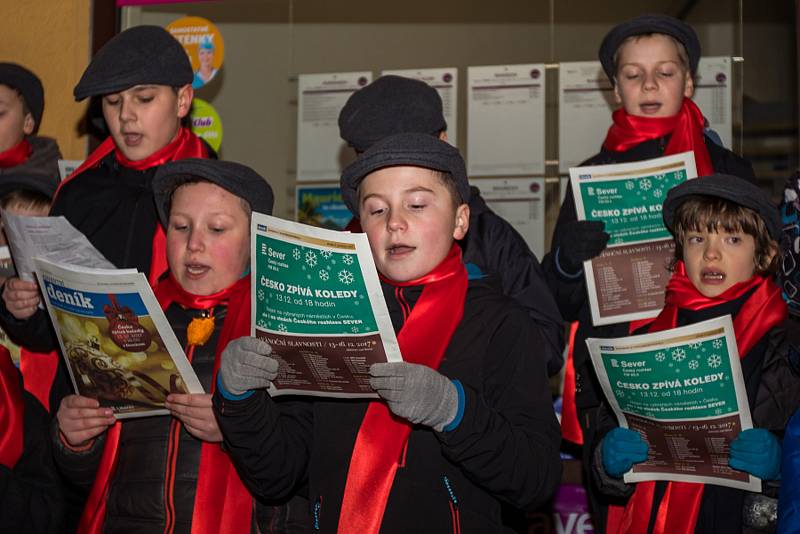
(466, 64, 546, 176)
(587, 316, 760, 491)
(558, 61, 614, 174)
(477, 177, 546, 258)
(251, 213, 402, 398)
(571, 152, 697, 325)
(297, 72, 372, 181)
(694, 57, 733, 149)
(382, 67, 458, 147)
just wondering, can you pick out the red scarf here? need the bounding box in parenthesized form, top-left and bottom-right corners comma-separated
(606, 261, 787, 534)
(560, 322, 583, 445)
(0, 138, 31, 168)
(56, 127, 208, 286)
(0, 346, 23, 468)
(78, 274, 253, 534)
(337, 244, 468, 534)
(603, 98, 714, 177)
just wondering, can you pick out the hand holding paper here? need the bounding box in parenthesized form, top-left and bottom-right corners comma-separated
(57, 394, 116, 448)
(729, 428, 781, 481)
(370, 362, 458, 432)
(602, 427, 649, 478)
(166, 393, 222, 442)
(556, 220, 609, 274)
(219, 337, 279, 396)
(3, 277, 41, 319)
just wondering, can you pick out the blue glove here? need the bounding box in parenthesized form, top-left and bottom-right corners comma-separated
(602, 427, 649, 478)
(729, 428, 781, 481)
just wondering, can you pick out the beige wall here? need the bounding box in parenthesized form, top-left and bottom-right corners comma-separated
(0, 0, 91, 159)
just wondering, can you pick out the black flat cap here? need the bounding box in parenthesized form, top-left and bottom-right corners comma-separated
(153, 159, 274, 227)
(74, 26, 192, 101)
(339, 132, 468, 214)
(599, 14, 701, 84)
(338, 75, 447, 153)
(663, 174, 781, 241)
(0, 172, 59, 200)
(0, 63, 44, 132)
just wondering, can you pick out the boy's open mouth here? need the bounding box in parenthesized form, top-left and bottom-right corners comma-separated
(387, 244, 415, 257)
(639, 102, 662, 114)
(701, 269, 725, 283)
(185, 263, 210, 277)
(122, 133, 143, 146)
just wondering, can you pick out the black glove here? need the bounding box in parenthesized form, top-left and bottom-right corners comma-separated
(556, 220, 610, 275)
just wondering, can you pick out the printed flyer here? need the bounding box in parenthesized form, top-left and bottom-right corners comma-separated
(251, 213, 401, 398)
(587, 316, 759, 491)
(570, 152, 698, 325)
(35, 258, 203, 418)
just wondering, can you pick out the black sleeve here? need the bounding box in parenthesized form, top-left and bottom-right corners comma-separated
(469, 210, 565, 375)
(0, 299, 57, 353)
(51, 418, 105, 492)
(214, 391, 314, 502)
(0, 393, 65, 533)
(436, 309, 562, 511)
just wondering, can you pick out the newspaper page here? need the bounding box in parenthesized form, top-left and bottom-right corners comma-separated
(252, 213, 401, 398)
(2, 212, 114, 281)
(570, 152, 698, 326)
(587, 316, 759, 491)
(34, 258, 203, 419)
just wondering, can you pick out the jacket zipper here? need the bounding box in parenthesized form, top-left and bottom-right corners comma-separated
(163, 342, 196, 534)
(443, 476, 461, 534)
(313, 496, 322, 531)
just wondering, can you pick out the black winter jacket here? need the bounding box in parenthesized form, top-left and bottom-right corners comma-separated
(0, 381, 64, 533)
(214, 277, 562, 533)
(462, 188, 564, 376)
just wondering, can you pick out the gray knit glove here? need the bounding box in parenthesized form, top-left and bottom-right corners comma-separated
(369, 362, 459, 432)
(219, 337, 279, 396)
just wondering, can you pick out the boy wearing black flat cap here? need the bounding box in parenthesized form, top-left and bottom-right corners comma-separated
(213, 133, 561, 533)
(52, 158, 277, 533)
(590, 174, 800, 534)
(0, 63, 61, 182)
(545, 14, 758, 526)
(338, 74, 565, 377)
(0, 25, 212, 413)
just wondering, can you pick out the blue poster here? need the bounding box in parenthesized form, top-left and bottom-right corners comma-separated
(296, 185, 352, 230)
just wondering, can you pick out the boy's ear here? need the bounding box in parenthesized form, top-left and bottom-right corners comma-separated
(176, 84, 194, 119)
(683, 73, 695, 99)
(22, 112, 35, 136)
(452, 203, 470, 240)
(612, 80, 622, 106)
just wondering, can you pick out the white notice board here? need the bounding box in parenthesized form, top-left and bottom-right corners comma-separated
(297, 71, 372, 181)
(693, 56, 732, 149)
(381, 67, 458, 147)
(475, 177, 546, 258)
(558, 61, 614, 174)
(466, 64, 546, 176)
